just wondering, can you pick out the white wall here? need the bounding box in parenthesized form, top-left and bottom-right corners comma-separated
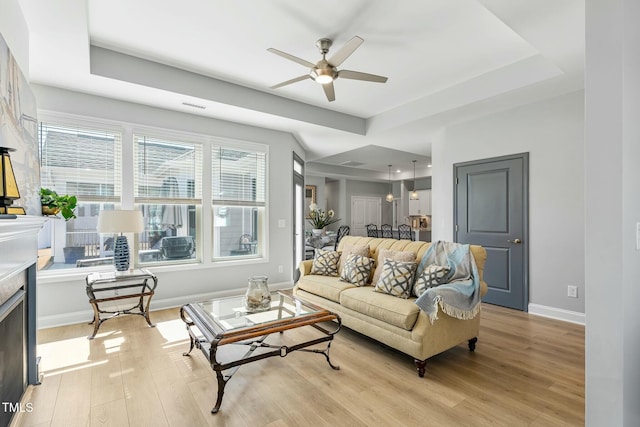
(585, 0, 640, 424)
(33, 85, 304, 327)
(432, 91, 585, 314)
(0, 0, 29, 72)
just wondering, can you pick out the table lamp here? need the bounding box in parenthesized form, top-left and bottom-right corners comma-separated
(97, 210, 144, 273)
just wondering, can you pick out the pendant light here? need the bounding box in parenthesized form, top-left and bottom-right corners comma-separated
(385, 165, 394, 202)
(410, 160, 420, 200)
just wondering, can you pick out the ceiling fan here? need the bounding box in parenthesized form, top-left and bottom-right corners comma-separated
(267, 36, 388, 102)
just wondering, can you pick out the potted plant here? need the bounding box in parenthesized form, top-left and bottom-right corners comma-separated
(40, 188, 77, 221)
(41, 188, 82, 264)
(307, 203, 340, 235)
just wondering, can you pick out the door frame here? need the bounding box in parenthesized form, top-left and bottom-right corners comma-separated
(292, 152, 305, 279)
(453, 152, 529, 310)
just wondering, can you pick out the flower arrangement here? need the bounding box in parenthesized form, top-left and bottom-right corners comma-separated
(307, 203, 340, 229)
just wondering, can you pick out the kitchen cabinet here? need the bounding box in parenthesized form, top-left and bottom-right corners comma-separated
(409, 190, 431, 215)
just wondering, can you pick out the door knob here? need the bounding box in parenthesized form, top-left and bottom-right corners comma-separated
(508, 238, 522, 244)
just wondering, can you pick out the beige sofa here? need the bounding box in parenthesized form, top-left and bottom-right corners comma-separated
(294, 236, 488, 376)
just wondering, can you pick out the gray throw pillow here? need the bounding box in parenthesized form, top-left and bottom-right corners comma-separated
(413, 264, 450, 297)
(374, 258, 418, 299)
(310, 248, 340, 277)
(340, 254, 374, 287)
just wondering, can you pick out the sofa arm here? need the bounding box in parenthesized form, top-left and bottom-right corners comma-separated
(480, 280, 488, 297)
(298, 260, 313, 278)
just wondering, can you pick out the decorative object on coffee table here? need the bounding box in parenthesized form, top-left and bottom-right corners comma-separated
(244, 275, 271, 312)
(97, 210, 144, 273)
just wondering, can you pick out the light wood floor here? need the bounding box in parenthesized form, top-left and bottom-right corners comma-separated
(15, 303, 584, 427)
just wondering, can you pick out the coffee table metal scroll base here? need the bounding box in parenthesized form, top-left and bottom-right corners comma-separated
(180, 293, 341, 414)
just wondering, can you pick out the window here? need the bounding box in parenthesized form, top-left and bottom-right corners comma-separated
(212, 144, 267, 259)
(134, 135, 202, 264)
(38, 122, 121, 269)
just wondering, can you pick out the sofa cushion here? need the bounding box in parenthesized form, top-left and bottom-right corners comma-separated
(340, 287, 420, 330)
(374, 258, 418, 299)
(297, 274, 355, 302)
(310, 248, 340, 277)
(371, 249, 417, 285)
(413, 264, 450, 297)
(339, 254, 374, 287)
(338, 244, 370, 274)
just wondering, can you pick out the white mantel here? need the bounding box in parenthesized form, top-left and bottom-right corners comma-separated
(0, 215, 46, 306)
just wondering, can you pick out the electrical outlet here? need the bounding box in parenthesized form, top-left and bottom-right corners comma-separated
(278, 265, 283, 273)
(567, 285, 578, 298)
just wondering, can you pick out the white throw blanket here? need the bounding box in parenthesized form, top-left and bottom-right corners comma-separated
(414, 241, 482, 323)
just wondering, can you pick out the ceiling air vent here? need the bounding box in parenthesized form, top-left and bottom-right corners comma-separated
(339, 161, 365, 167)
(182, 102, 206, 109)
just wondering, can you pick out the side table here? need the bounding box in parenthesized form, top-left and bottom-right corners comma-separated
(85, 269, 157, 339)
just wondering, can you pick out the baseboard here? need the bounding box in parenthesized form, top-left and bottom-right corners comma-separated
(528, 303, 585, 325)
(37, 281, 294, 329)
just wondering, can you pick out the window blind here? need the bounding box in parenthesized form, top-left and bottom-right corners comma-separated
(133, 135, 203, 204)
(212, 146, 266, 206)
(39, 122, 121, 202)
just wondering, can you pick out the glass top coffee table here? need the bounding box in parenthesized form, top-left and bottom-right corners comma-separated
(180, 289, 341, 414)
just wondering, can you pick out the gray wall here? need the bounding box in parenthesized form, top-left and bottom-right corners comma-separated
(432, 90, 585, 315)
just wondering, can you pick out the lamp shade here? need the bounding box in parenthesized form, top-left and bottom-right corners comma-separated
(97, 210, 144, 233)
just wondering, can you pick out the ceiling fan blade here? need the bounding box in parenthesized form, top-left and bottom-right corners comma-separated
(338, 69, 388, 83)
(267, 48, 315, 68)
(328, 36, 364, 66)
(322, 82, 336, 102)
(270, 75, 310, 89)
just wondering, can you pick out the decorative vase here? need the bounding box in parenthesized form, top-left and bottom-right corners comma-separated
(312, 228, 324, 236)
(114, 235, 130, 272)
(244, 276, 271, 313)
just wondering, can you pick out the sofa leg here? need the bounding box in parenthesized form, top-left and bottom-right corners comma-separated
(468, 337, 478, 352)
(414, 359, 426, 377)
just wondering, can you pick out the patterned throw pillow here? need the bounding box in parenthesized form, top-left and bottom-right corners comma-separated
(338, 244, 370, 274)
(340, 254, 374, 286)
(310, 248, 340, 276)
(413, 264, 451, 297)
(371, 249, 416, 286)
(374, 258, 418, 299)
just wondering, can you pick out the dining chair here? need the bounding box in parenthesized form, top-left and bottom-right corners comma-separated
(334, 225, 350, 250)
(381, 224, 393, 238)
(366, 224, 378, 237)
(397, 224, 413, 240)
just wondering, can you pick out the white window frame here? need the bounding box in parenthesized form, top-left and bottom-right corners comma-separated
(211, 138, 268, 261)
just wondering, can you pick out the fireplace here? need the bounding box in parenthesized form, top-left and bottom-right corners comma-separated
(0, 217, 44, 427)
(0, 289, 25, 427)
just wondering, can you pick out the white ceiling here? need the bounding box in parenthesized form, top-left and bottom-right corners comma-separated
(17, 0, 584, 178)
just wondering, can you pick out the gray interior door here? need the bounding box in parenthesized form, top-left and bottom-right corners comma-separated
(454, 153, 528, 311)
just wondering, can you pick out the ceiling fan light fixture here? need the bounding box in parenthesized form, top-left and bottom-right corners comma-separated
(310, 67, 337, 84)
